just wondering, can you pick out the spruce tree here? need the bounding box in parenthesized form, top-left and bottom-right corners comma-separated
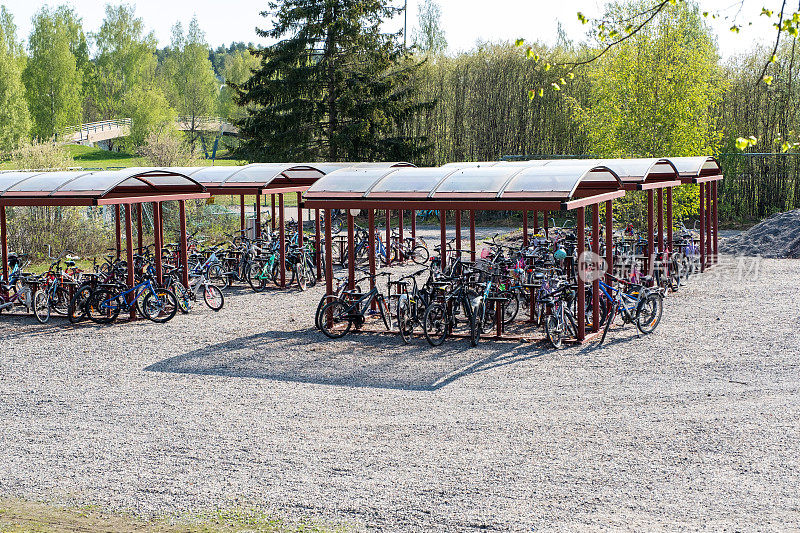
(234, 0, 432, 163)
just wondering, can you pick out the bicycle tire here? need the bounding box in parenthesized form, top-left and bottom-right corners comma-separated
(319, 300, 352, 339)
(502, 291, 519, 324)
(423, 302, 448, 346)
(87, 288, 121, 324)
(377, 295, 391, 330)
(33, 289, 50, 324)
(202, 283, 224, 311)
(170, 281, 191, 313)
(397, 298, 413, 343)
(411, 245, 429, 265)
(142, 289, 178, 323)
(68, 284, 92, 323)
(636, 292, 663, 334)
(545, 313, 563, 349)
(247, 262, 268, 292)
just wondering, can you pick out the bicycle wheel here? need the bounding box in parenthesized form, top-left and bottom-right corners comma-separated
(636, 292, 663, 334)
(68, 284, 92, 323)
(33, 289, 50, 324)
(87, 288, 121, 324)
(142, 289, 178, 323)
(502, 291, 519, 324)
(331, 218, 343, 234)
(208, 264, 227, 289)
(202, 283, 224, 311)
(411, 245, 429, 265)
(377, 295, 391, 330)
(295, 264, 308, 291)
(52, 286, 70, 315)
(170, 281, 191, 314)
(544, 313, 564, 349)
(247, 262, 268, 292)
(423, 302, 448, 346)
(397, 298, 413, 343)
(319, 300, 353, 339)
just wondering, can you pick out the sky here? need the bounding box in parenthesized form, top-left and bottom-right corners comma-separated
(1, 0, 781, 58)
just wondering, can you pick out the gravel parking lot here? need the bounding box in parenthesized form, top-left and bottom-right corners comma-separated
(1, 248, 799, 530)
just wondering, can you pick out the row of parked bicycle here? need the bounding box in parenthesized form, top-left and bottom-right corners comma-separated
(313, 221, 705, 348)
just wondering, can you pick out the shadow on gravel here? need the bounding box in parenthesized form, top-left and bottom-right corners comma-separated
(145, 328, 549, 390)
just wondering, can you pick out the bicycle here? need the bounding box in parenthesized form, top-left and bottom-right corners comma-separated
(392, 268, 434, 343)
(318, 272, 392, 339)
(87, 267, 178, 324)
(598, 274, 664, 344)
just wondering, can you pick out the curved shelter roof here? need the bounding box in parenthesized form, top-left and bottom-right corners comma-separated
(0, 167, 208, 206)
(303, 162, 625, 210)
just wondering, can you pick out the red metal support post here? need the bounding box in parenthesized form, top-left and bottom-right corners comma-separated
(279, 194, 286, 287)
(522, 210, 528, 247)
(240, 195, 245, 233)
(124, 204, 135, 320)
(647, 190, 654, 275)
(153, 202, 163, 284)
(605, 200, 613, 282)
(657, 188, 664, 254)
(576, 207, 586, 342)
(454, 210, 461, 258)
(136, 203, 143, 253)
(0, 205, 8, 283)
(713, 181, 719, 263)
(324, 209, 333, 297)
(0, 206, 7, 282)
(256, 193, 262, 239)
(398, 209, 404, 262)
(469, 210, 476, 262)
(315, 209, 322, 279)
(385, 210, 391, 266)
(296, 192, 303, 248)
(368, 209, 376, 308)
(179, 200, 189, 290)
(347, 212, 355, 290)
(440, 210, 447, 270)
(533, 210, 539, 234)
(666, 188, 673, 253)
(592, 204, 600, 333)
(699, 183, 706, 273)
(706, 182, 712, 266)
(115, 204, 121, 259)
(543, 211, 549, 237)
(411, 210, 416, 245)
(271, 194, 276, 231)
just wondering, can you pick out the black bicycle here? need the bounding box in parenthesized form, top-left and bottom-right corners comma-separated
(318, 272, 392, 339)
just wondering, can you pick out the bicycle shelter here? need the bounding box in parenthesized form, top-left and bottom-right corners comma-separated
(0, 168, 209, 320)
(166, 162, 414, 287)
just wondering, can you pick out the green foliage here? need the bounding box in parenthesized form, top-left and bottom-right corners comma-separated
(160, 17, 219, 148)
(0, 7, 31, 150)
(235, 0, 432, 162)
(23, 6, 84, 140)
(575, 1, 726, 222)
(217, 49, 260, 121)
(91, 4, 159, 121)
(413, 0, 447, 54)
(8, 141, 73, 169)
(120, 86, 177, 147)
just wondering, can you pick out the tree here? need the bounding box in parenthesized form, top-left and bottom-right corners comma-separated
(234, 0, 432, 162)
(121, 86, 177, 147)
(217, 49, 259, 121)
(0, 7, 31, 150)
(92, 4, 158, 120)
(160, 17, 218, 149)
(413, 0, 447, 54)
(23, 6, 84, 140)
(577, 1, 727, 222)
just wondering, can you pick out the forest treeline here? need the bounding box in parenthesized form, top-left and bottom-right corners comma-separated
(0, 1, 798, 221)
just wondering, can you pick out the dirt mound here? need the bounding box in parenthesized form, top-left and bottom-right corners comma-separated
(721, 209, 800, 258)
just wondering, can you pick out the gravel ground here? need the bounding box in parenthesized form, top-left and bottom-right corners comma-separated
(1, 247, 799, 531)
(721, 208, 800, 257)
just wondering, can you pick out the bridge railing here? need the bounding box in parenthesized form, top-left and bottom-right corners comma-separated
(62, 118, 132, 141)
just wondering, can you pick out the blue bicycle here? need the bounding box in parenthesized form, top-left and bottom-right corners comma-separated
(87, 267, 178, 324)
(598, 274, 663, 344)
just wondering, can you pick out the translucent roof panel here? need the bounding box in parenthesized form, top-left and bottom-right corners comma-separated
(599, 158, 678, 182)
(440, 161, 500, 168)
(304, 168, 399, 197)
(0, 172, 44, 192)
(187, 166, 246, 184)
(500, 164, 620, 199)
(430, 167, 524, 198)
(6, 171, 91, 193)
(667, 157, 721, 177)
(495, 160, 552, 167)
(368, 167, 458, 197)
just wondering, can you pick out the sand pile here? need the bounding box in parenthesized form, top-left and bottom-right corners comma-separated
(721, 209, 800, 257)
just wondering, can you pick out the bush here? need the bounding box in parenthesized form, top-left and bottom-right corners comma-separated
(7, 141, 74, 170)
(136, 128, 197, 166)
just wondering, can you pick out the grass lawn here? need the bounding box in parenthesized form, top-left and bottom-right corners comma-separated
(0, 498, 341, 532)
(63, 145, 248, 169)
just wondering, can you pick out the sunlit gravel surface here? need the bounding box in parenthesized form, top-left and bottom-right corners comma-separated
(1, 248, 798, 531)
